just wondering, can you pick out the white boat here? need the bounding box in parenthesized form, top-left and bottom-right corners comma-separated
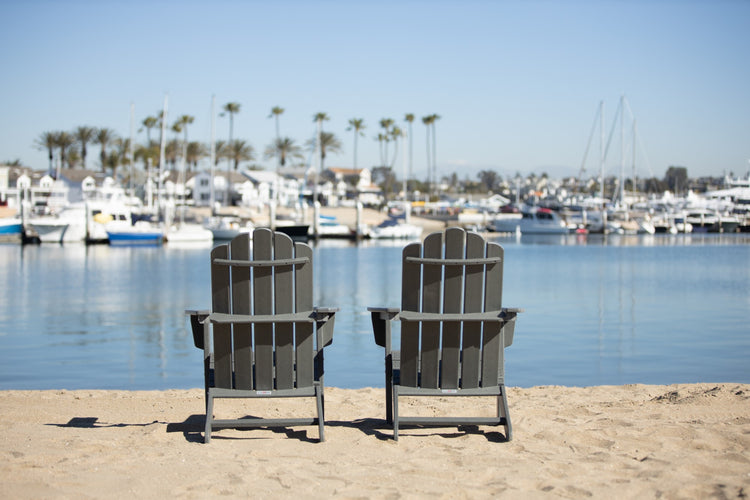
(492, 213, 522, 233)
(25, 201, 137, 244)
(368, 218, 422, 239)
(0, 217, 23, 241)
(519, 207, 570, 234)
(684, 209, 739, 233)
(203, 216, 254, 240)
(165, 222, 213, 243)
(106, 220, 164, 245)
(313, 216, 355, 239)
(28, 218, 69, 243)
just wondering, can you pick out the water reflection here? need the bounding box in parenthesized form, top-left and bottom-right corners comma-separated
(0, 234, 748, 390)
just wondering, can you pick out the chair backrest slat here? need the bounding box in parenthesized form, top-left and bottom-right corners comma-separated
(295, 242, 313, 311)
(400, 243, 421, 387)
(251, 229, 275, 390)
(484, 242, 503, 311)
(419, 233, 443, 388)
(461, 233, 486, 388)
(211, 244, 233, 389)
(294, 243, 314, 387)
(421, 232, 443, 313)
(273, 233, 295, 390)
(440, 228, 465, 389)
(230, 236, 253, 389)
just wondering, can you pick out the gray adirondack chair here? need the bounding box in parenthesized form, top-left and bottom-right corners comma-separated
(368, 227, 521, 441)
(187, 228, 336, 443)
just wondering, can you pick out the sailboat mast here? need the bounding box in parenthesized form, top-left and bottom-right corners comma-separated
(157, 94, 168, 216)
(599, 100, 608, 232)
(619, 95, 625, 207)
(209, 95, 216, 211)
(632, 119, 637, 201)
(129, 103, 135, 197)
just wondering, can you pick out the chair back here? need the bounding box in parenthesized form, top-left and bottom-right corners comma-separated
(210, 228, 316, 392)
(399, 227, 506, 390)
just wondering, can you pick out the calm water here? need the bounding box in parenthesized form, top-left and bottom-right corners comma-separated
(1, 232, 748, 390)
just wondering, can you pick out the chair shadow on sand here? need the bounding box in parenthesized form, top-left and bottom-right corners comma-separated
(163, 415, 508, 444)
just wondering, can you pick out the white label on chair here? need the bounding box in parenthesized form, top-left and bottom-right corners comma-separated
(257, 391, 272, 395)
(441, 389, 458, 394)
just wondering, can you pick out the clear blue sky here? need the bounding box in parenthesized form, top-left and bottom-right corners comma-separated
(2, 0, 749, 181)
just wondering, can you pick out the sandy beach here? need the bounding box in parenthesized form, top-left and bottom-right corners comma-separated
(1, 383, 748, 498)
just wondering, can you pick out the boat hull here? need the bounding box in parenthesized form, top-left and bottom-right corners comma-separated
(107, 232, 164, 245)
(29, 221, 69, 243)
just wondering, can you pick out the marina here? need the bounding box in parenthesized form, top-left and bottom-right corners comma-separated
(1, 232, 748, 391)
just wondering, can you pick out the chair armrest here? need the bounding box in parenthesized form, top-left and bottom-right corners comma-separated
(313, 307, 338, 315)
(313, 307, 338, 347)
(500, 307, 522, 347)
(368, 307, 400, 348)
(185, 309, 209, 349)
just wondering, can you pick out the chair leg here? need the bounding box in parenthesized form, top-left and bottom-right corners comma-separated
(392, 385, 399, 441)
(385, 354, 393, 424)
(498, 385, 512, 441)
(204, 392, 214, 444)
(316, 386, 325, 442)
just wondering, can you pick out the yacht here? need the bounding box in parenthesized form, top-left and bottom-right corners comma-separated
(368, 217, 423, 239)
(519, 207, 570, 234)
(203, 216, 254, 240)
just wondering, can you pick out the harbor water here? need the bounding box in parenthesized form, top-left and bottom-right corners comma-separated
(1, 232, 748, 390)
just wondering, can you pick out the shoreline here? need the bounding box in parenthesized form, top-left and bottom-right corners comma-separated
(2, 383, 748, 498)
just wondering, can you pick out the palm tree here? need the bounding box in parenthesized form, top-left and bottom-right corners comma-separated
(379, 118, 395, 167)
(173, 114, 194, 170)
(221, 102, 241, 204)
(186, 141, 206, 170)
(346, 118, 366, 168)
(306, 131, 342, 173)
(268, 106, 284, 140)
(404, 114, 414, 181)
(74, 126, 97, 169)
(264, 137, 303, 168)
(35, 131, 57, 172)
(165, 138, 180, 169)
(135, 143, 159, 176)
(54, 131, 76, 171)
(390, 126, 403, 165)
(227, 140, 255, 171)
(429, 114, 440, 192)
(96, 128, 117, 173)
(221, 102, 241, 143)
(422, 115, 437, 193)
(140, 116, 159, 147)
(213, 140, 227, 166)
(107, 137, 131, 179)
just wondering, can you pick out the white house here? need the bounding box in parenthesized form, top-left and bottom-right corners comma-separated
(243, 170, 302, 208)
(322, 167, 381, 206)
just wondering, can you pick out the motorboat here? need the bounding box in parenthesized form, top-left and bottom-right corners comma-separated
(203, 216, 254, 240)
(0, 217, 23, 241)
(492, 213, 522, 233)
(519, 207, 570, 234)
(28, 218, 69, 243)
(312, 215, 355, 239)
(368, 217, 422, 239)
(272, 218, 310, 239)
(685, 209, 740, 233)
(165, 223, 213, 243)
(106, 220, 164, 245)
